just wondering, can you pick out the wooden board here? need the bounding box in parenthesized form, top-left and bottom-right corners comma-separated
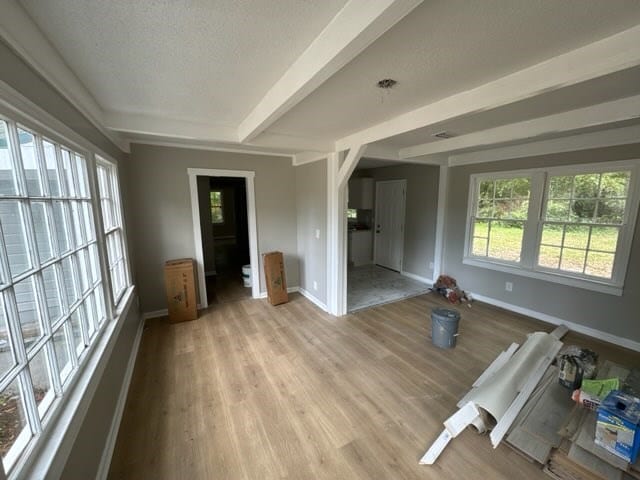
(568, 443, 624, 480)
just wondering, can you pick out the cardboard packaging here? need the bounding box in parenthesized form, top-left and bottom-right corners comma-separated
(164, 258, 198, 323)
(263, 251, 288, 306)
(595, 390, 640, 463)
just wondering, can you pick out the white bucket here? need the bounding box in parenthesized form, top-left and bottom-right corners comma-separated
(241, 265, 251, 287)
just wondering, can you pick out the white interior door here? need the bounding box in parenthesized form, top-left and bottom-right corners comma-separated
(374, 180, 406, 271)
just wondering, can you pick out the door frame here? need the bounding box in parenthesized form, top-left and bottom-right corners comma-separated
(188, 168, 260, 307)
(373, 179, 406, 272)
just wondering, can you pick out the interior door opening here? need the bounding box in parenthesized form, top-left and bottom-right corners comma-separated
(196, 175, 252, 306)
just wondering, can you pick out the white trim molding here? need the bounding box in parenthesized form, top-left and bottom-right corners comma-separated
(298, 287, 328, 311)
(400, 271, 433, 285)
(187, 168, 260, 306)
(470, 292, 640, 353)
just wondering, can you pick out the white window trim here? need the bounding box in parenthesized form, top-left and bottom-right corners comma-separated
(463, 159, 640, 296)
(0, 80, 135, 480)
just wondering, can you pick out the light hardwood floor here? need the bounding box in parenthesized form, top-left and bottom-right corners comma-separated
(108, 292, 640, 479)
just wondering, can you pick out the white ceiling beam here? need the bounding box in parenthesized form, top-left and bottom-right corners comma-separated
(293, 151, 329, 166)
(399, 94, 640, 159)
(337, 144, 368, 188)
(335, 24, 640, 152)
(237, 0, 423, 143)
(364, 143, 400, 160)
(0, 1, 127, 152)
(448, 124, 640, 167)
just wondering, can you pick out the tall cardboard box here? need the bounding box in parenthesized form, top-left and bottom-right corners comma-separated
(164, 258, 198, 322)
(263, 251, 288, 306)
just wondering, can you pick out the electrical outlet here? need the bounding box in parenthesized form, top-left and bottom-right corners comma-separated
(429, 262, 434, 270)
(505, 281, 513, 292)
(315, 229, 320, 239)
(313, 281, 318, 291)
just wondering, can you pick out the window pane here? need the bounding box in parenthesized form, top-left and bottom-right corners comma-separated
(0, 377, 29, 462)
(0, 298, 16, 381)
(494, 199, 528, 220)
(589, 226, 618, 252)
(84, 293, 97, 338)
(487, 221, 523, 262)
(560, 248, 586, 273)
(95, 286, 105, 324)
(42, 265, 62, 324)
(545, 199, 570, 221)
(599, 171, 630, 198)
(596, 199, 625, 224)
(563, 225, 589, 250)
(52, 325, 71, 384)
(476, 199, 493, 217)
(69, 309, 85, 356)
(570, 199, 596, 222)
(14, 276, 43, 350)
(31, 201, 54, 264)
(81, 202, 95, 242)
(61, 149, 75, 197)
(585, 251, 615, 279)
(540, 224, 563, 246)
(18, 129, 42, 196)
(42, 140, 61, 197)
(69, 201, 84, 247)
(573, 174, 599, 198)
(472, 237, 487, 256)
(0, 122, 18, 196)
(211, 206, 223, 223)
(0, 201, 32, 278)
(549, 175, 572, 199)
(61, 256, 78, 306)
(76, 249, 89, 294)
(538, 245, 561, 269)
(472, 219, 488, 238)
(88, 243, 100, 285)
(479, 180, 494, 199)
(74, 154, 89, 198)
(52, 201, 70, 254)
(28, 346, 53, 418)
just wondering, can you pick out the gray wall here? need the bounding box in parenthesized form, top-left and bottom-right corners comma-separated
(443, 143, 640, 342)
(1, 38, 143, 479)
(359, 163, 440, 280)
(61, 300, 140, 479)
(295, 160, 328, 304)
(125, 143, 299, 312)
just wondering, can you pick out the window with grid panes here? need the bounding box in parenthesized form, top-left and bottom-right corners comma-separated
(96, 158, 129, 305)
(465, 161, 640, 294)
(0, 118, 107, 474)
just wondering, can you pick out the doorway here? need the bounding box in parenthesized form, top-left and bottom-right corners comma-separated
(188, 168, 259, 308)
(374, 179, 406, 271)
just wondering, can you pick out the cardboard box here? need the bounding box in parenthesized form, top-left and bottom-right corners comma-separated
(164, 258, 198, 323)
(595, 390, 640, 463)
(263, 251, 288, 306)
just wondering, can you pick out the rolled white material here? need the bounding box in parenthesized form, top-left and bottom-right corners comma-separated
(464, 332, 562, 432)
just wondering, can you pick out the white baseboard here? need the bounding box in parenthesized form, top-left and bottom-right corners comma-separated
(298, 287, 328, 311)
(471, 292, 640, 353)
(400, 270, 433, 285)
(256, 286, 299, 299)
(142, 309, 168, 320)
(95, 315, 145, 480)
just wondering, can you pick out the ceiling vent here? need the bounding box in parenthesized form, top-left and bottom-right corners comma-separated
(433, 131, 455, 139)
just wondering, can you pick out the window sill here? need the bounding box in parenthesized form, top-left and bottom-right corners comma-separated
(12, 286, 137, 480)
(462, 257, 623, 296)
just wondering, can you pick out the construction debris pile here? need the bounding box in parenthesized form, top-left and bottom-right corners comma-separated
(430, 275, 472, 305)
(421, 325, 640, 479)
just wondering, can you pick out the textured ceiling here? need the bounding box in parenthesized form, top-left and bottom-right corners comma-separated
(376, 65, 640, 150)
(19, 0, 348, 125)
(268, 0, 640, 142)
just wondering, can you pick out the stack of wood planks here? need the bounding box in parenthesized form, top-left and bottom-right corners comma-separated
(505, 359, 640, 480)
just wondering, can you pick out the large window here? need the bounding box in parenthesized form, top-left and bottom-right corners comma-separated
(96, 159, 129, 306)
(465, 161, 640, 294)
(0, 118, 107, 474)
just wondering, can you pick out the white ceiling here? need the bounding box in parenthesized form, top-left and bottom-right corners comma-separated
(18, 0, 348, 125)
(268, 0, 640, 141)
(7, 0, 640, 161)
